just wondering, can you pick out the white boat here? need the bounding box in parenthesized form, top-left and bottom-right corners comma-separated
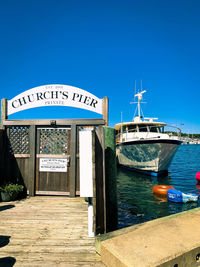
(114, 89, 182, 176)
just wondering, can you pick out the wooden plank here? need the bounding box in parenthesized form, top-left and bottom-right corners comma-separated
(35, 129, 40, 191)
(0, 129, 6, 182)
(35, 158, 39, 191)
(37, 171, 69, 193)
(95, 126, 106, 234)
(24, 157, 29, 189)
(16, 158, 24, 181)
(36, 191, 70, 195)
(14, 154, 30, 158)
(92, 130, 97, 235)
(102, 97, 108, 126)
(37, 127, 71, 130)
(29, 125, 36, 196)
(70, 124, 77, 197)
(1, 98, 8, 129)
(3, 119, 105, 126)
(68, 129, 72, 193)
(36, 154, 70, 158)
(0, 197, 105, 266)
(75, 128, 80, 193)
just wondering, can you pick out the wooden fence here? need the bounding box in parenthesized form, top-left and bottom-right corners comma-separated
(0, 119, 117, 234)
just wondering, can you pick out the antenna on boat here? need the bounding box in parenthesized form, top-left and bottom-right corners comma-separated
(135, 90, 146, 119)
(134, 80, 137, 101)
(131, 81, 146, 121)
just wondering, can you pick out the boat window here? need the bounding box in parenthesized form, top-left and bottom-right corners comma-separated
(118, 126, 126, 133)
(148, 125, 165, 133)
(122, 126, 126, 132)
(127, 125, 137, 132)
(149, 126, 158, 132)
(160, 127, 164, 133)
(138, 126, 148, 132)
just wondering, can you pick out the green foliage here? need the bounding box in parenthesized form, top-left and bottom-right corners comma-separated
(0, 184, 24, 193)
(181, 133, 200, 138)
(165, 131, 200, 138)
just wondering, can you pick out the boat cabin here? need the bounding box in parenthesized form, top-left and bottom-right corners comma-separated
(114, 120, 167, 143)
(115, 121, 166, 134)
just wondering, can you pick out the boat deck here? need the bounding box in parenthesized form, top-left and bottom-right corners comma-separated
(0, 196, 104, 266)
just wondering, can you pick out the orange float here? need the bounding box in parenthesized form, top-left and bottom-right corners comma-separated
(152, 185, 175, 196)
(152, 193, 168, 202)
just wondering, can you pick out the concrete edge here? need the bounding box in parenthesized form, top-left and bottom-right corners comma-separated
(95, 207, 200, 255)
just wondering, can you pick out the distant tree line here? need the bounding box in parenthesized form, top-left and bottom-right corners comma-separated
(181, 133, 200, 138)
(165, 131, 200, 138)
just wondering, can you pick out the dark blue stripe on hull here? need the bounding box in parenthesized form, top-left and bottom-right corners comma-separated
(118, 164, 169, 177)
(117, 139, 182, 147)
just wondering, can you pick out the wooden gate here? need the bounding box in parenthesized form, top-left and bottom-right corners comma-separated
(35, 128, 71, 195)
(2, 119, 108, 233)
(3, 119, 105, 198)
(5, 125, 71, 196)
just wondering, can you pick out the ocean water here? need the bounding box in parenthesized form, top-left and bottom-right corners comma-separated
(117, 144, 200, 229)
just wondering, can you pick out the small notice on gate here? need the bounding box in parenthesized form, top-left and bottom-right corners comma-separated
(39, 158, 67, 172)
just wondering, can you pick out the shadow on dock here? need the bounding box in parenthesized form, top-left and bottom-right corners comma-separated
(0, 257, 16, 267)
(0, 205, 15, 212)
(0, 236, 16, 267)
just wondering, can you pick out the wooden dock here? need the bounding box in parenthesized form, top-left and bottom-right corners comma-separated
(0, 196, 104, 266)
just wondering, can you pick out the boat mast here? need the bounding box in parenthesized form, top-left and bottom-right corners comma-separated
(138, 80, 142, 119)
(131, 81, 146, 121)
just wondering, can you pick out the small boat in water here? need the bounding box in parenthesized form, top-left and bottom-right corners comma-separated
(114, 88, 182, 176)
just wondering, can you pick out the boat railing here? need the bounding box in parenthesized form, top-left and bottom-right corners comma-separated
(116, 124, 182, 143)
(164, 125, 182, 139)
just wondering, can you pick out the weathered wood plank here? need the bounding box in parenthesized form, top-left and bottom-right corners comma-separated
(0, 130, 6, 182)
(70, 125, 77, 197)
(95, 127, 106, 234)
(0, 197, 105, 266)
(3, 119, 105, 126)
(36, 154, 70, 158)
(1, 98, 8, 129)
(29, 125, 36, 196)
(14, 154, 30, 158)
(102, 97, 108, 126)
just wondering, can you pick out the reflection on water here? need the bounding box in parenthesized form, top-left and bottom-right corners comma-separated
(117, 145, 200, 229)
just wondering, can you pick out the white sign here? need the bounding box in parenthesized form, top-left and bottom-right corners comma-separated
(39, 158, 67, 172)
(79, 130, 93, 197)
(8, 84, 103, 115)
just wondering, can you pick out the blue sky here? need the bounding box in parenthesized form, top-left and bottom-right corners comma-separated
(0, 0, 200, 133)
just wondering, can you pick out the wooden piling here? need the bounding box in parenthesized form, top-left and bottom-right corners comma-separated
(104, 126, 118, 232)
(1, 98, 8, 129)
(102, 97, 108, 126)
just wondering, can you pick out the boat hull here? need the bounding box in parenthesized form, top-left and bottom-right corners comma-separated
(116, 139, 181, 175)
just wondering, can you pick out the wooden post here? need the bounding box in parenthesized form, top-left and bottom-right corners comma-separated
(95, 126, 106, 234)
(1, 98, 8, 129)
(70, 124, 77, 197)
(102, 97, 108, 126)
(104, 126, 118, 231)
(92, 130, 96, 234)
(29, 125, 36, 196)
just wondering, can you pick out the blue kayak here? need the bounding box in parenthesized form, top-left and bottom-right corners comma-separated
(167, 189, 199, 203)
